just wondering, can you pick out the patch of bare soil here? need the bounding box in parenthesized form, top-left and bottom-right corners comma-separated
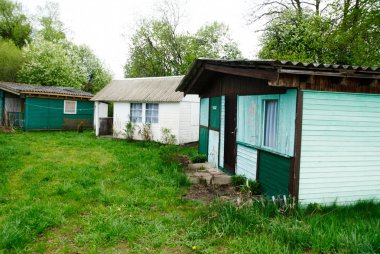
(184, 184, 252, 204)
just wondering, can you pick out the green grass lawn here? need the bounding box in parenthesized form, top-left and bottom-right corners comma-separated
(0, 131, 379, 253)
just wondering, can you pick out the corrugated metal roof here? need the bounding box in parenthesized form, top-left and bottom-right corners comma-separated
(177, 58, 380, 92)
(92, 76, 184, 102)
(0, 82, 93, 98)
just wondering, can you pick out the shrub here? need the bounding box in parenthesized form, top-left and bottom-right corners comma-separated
(161, 127, 176, 144)
(138, 123, 153, 141)
(231, 175, 260, 195)
(231, 175, 246, 187)
(124, 120, 135, 141)
(191, 154, 207, 163)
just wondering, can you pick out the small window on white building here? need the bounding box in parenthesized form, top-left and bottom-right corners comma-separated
(64, 100, 77, 114)
(145, 103, 159, 124)
(263, 100, 278, 148)
(130, 103, 142, 123)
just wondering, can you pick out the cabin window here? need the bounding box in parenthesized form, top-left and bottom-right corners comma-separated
(263, 100, 278, 148)
(145, 103, 159, 123)
(130, 103, 142, 123)
(64, 100, 77, 114)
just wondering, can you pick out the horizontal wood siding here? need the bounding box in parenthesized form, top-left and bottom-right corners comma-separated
(237, 89, 297, 156)
(219, 96, 225, 168)
(259, 150, 291, 196)
(299, 91, 380, 204)
(236, 145, 257, 179)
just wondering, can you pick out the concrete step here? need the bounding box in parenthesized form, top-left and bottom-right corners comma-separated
(211, 174, 231, 186)
(206, 168, 224, 175)
(187, 162, 214, 171)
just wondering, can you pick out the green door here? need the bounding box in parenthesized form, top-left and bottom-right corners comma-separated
(199, 126, 209, 155)
(209, 97, 221, 130)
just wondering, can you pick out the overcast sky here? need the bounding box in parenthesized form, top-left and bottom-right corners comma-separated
(19, 0, 264, 79)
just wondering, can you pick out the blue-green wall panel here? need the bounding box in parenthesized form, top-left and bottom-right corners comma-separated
(209, 97, 221, 129)
(200, 98, 209, 127)
(237, 89, 297, 156)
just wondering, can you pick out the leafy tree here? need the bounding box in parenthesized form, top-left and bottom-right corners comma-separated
(17, 37, 86, 89)
(0, 38, 22, 81)
(35, 1, 66, 42)
(257, 0, 380, 66)
(124, 20, 241, 78)
(0, 0, 32, 47)
(76, 45, 112, 93)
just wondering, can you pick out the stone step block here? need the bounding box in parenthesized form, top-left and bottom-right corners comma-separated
(187, 162, 214, 171)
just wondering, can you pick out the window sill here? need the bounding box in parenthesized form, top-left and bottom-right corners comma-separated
(236, 141, 292, 158)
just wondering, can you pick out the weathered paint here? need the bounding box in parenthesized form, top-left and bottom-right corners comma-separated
(0, 91, 3, 124)
(219, 96, 225, 168)
(237, 89, 297, 156)
(236, 144, 257, 179)
(299, 90, 380, 204)
(208, 129, 219, 167)
(25, 97, 93, 130)
(199, 126, 209, 155)
(200, 98, 209, 127)
(259, 150, 291, 197)
(209, 97, 221, 129)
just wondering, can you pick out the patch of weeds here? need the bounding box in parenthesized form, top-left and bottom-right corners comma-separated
(231, 175, 260, 195)
(190, 154, 207, 163)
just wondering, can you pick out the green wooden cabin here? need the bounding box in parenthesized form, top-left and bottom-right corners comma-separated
(177, 59, 380, 205)
(0, 82, 94, 130)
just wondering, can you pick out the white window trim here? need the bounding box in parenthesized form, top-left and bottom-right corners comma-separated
(64, 100, 77, 114)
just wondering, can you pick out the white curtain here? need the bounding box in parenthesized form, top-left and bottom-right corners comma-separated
(264, 100, 278, 148)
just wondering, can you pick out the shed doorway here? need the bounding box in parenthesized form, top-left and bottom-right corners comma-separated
(224, 95, 237, 174)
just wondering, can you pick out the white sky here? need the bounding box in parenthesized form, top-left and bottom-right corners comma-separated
(19, 0, 264, 79)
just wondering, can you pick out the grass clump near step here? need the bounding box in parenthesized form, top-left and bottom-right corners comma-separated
(190, 153, 207, 163)
(231, 174, 260, 195)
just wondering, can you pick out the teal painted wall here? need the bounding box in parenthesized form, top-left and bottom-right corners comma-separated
(299, 90, 380, 204)
(200, 98, 209, 126)
(199, 126, 209, 155)
(25, 97, 94, 130)
(209, 97, 221, 129)
(259, 150, 291, 197)
(237, 89, 297, 156)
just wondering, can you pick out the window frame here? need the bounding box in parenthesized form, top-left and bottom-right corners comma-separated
(130, 103, 143, 123)
(145, 103, 159, 124)
(262, 99, 278, 149)
(64, 100, 77, 114)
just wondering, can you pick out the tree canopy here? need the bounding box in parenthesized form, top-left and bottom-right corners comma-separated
(124, 20, 241, 78)
(257, 0, 380, 66)
(0, 38, 22, 81)
(0, 0, 32, 47)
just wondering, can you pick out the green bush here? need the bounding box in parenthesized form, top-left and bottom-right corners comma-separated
(231, 175, 246, 187)
(191, 154, 207, 163)
(231, 175, 260, 195)
(0, 38, 23, 82)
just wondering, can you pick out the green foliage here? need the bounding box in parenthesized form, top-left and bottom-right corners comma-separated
(124, 20, 241, 78)
(0, 0, 31, 47)
(17, 37, 86, 88)
(259, 0, 380, 66)
(17, 37, 111, 92)
(161, 127, 176, 144)
(124, 119, 135, 141)
(138, 123, 153, 141)
(35, 2, 66, 42)
(190, 153, 207, 163)
(0, 38, 22, 81)
(231, 174, 260, 195)
(76, 45, 112, 93)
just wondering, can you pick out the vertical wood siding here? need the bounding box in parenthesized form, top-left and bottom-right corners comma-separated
(237, 89, 297, 156)
(0, 91, 3, 124)
(259, 150, 291, 197)
(208, 130, 219, 167)
(299, 91, 380, 204)
(209, 97, 221, 129)
(199, 127, 209, 155)
(219, 96, 225, 168)
(236, 145, 257, 179)
(200, 98, 209, 127)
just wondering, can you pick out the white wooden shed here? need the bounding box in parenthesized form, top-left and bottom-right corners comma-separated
(92, 76, 199, 144)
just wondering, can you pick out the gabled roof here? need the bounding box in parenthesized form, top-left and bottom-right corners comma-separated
(177, 58, 380, 94)
(0, 82, 93, 98)
(92, 76, 184, 102)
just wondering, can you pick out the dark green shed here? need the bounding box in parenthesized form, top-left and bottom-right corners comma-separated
(0, 82, 94, 130)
